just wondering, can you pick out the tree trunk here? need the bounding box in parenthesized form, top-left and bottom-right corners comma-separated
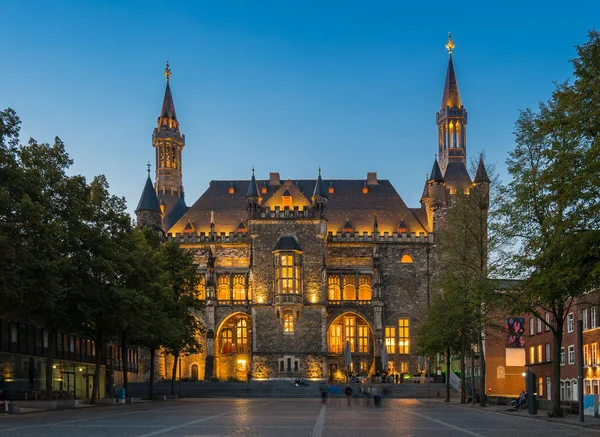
(91, 332, 103, 404)
(552, 330, 563, 416)
(446, 347, 451, 402)
(170, 352, 179, 396)
(460, 331, 466, 404)
(44, 327, 55, 400)
(478, 331, 486, 406)
(149, 348, 155, 400)
(121, 331, 128, 391)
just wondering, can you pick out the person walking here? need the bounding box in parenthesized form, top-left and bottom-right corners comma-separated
(345, 385, 353, 406)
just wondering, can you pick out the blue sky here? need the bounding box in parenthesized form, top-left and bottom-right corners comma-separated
(1, 0, 598, 216)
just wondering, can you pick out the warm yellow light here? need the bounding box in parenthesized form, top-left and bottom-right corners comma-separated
(257, 296, 264, 304)
(52, 365, 57, 369)
(310, 295, 317, 303)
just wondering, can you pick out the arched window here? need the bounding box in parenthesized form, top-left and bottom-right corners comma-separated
(343, 276, 356, 301)
(217, 275, 230, 301)
(236, 318, 248, 354)
(195, 275, 206, 300)
(191, 364, 199, 380)
(233, 275, 246, 301)
(358, 276, 372, 301)
(328, 275, 341, 301)
(221, 329, 233, 354)
(284, 312, 294, 333)
(400, 254, 413, 264)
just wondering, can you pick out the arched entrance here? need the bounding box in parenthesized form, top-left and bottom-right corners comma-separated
(327, 312, 374, 382)
(215, 313, 251, 381)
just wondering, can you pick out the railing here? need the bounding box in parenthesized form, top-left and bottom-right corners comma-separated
(274, 294, 303, 305)
(449, 371, 461, 392)
(328, 300, 372, 306)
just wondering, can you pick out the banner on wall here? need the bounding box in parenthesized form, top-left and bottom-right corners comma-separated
(506, 317, 525, 348)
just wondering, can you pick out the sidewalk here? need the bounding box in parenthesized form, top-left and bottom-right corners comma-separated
(432, 398, 600, 429)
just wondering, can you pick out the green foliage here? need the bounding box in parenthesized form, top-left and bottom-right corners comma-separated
(499, 31, 600, 415)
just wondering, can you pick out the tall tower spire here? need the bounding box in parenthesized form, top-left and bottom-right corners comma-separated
(153, 61, 187, 231)
(436, 32, 468, 175)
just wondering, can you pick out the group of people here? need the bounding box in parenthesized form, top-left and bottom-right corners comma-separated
(319, 383, 387, 408)
(513, 390, 528, 409)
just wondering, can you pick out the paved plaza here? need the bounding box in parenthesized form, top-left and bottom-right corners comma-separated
(1, 398, 599, 437)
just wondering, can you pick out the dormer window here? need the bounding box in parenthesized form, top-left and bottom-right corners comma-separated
(329, 182, 334, 194)
(261, 185, 267, 194)
(362, 183, 368, 194)
(397, 221, 408, 234)
(229, 183, 235, 195)
(343, 219, 353, 234)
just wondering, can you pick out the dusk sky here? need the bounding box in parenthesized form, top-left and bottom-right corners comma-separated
(2, 1, 598, 217)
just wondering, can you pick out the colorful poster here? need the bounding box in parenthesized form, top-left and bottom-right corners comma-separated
(506, 318, 525, 348)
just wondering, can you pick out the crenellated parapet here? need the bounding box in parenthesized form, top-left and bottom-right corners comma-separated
(327, 231, 433, 244)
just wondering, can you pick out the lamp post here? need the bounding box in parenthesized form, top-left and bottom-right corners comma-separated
(577, 318, 584, 422)
(471, 343, 476, 405)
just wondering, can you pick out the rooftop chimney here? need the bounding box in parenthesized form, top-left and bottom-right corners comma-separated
(269, 172, 281, 186)
(366, 172, 378, 186)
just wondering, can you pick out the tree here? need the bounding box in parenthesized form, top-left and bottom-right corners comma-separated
(0, 126, 91, 400)
(158, 240, 204, 395)
(71, 175, 133, 403)
(499, 31, 600, 416)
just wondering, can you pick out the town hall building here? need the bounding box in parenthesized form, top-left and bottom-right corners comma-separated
(135, 35, 490, 382)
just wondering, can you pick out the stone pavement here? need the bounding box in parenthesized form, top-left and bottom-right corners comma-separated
(1, 398, 599, 436)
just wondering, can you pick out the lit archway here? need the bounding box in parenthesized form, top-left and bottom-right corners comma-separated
(215, 312, 252, 381)
(327, 312, 374, 380)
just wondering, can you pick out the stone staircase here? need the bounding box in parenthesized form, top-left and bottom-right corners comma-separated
(126, 380, 455, 399)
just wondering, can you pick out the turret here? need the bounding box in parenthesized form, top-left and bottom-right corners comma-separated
(246, 168, 261, 218)
(312, 168, 328, 217)
(135, 165, 163, 232)
(153, 62, 187, 231)
(473, 155, 490, 209)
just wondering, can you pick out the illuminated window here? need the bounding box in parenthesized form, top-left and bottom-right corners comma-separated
(584, 345, 589, 366)
(282, 191, 292, 208)
(400, 362, 408, 373)
(237, 359, 247, 372)
(221, 329, 233, 354)
(284, 312, 294, 333)
(400, 254, 413, 263)
(343, 276, 356, 301)
(358, 276, 372, 301)
(538, 377, 543, 397)
(329, 324, 342, 354)
(345, 317, 356, 353)
(385, 326, 396, 354)
(195, 275, 206, 300)
(236, 318, 248, 354)
(261, 185, 267, 194)
(359, 361, 367, 373)
(217, 275, 230, 301)
(229, 183, 235, 195)
(329, 183, 334, 194)
(275, 253, 302, 294)
(233, 275, 246, 301)
(593, 344, 598, 366)
(358, 325, 369, 353)
(529, 346, 535, 364)
(537, 344, 542, 363)
(362, 184, 368, 194)
(328, 275, 341, 301)
(398, 318, 409, 354)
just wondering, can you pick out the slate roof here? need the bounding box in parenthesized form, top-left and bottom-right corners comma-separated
(158, 191, 188, 231)
(160, 81, 178, 121)
(474, 157, 490, 183)
(443, 161, 472, 189)
(135, 177, 161, 213)
(429, 160, 444, 183)
(168, 177, 429, 236)
(273, 236, 303, 252)
(312, 171, 328, 199)
(441, 55, 461, 109)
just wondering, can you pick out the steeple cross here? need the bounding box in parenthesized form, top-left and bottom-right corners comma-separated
(445, 32, 455, 55)
(164, 61, 172, 81)
(147, 161, 151, 177)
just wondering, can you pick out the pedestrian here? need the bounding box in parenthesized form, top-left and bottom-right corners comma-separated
(0, 390, 7, 414)
(320, 383, 328, 404)
(345, 385, 353, 406)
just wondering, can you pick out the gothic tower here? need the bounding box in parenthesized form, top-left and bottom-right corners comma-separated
(153, 62, 188, 231)
(436, 33, 468, 176)
(135, 164, 163, 232)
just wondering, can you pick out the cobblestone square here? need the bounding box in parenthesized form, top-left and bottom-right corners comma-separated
(1, 399, 599, 436)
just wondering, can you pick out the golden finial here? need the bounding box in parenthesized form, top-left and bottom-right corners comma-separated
(164, 61, 172, 81)
(445, 32, 455, 55)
